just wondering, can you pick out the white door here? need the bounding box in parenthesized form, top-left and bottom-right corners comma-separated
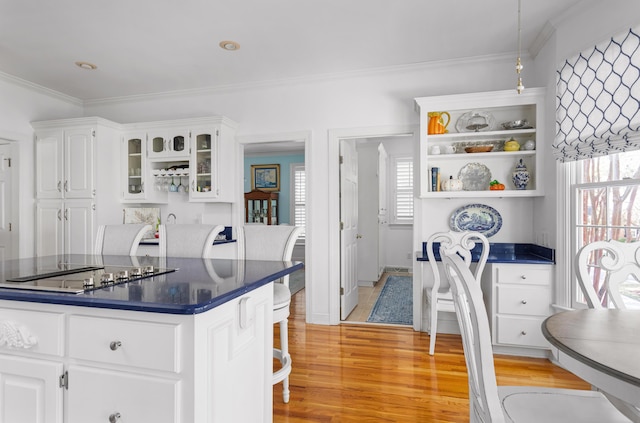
(35, 130, 63, 199)
(36, 201, 63, 257)
(65, 127, 94, 199)
(64, 199, 95, 255)
(377, 144, 388, 279)
(340, 139, 359, 320)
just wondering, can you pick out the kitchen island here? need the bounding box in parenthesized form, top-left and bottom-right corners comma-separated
(0, 254, 303, 423)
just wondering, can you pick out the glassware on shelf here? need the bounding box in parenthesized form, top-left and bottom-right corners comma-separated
(169, 177, 177, 192)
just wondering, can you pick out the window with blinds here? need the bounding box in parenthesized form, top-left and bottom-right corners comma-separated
(392, 157, 413, 224)
(291, 163, 306, 239)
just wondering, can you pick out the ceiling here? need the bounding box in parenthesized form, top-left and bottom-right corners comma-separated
(0, 0, 585, 102)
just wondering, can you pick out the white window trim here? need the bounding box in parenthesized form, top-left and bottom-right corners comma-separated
(389, 155, 413, 225)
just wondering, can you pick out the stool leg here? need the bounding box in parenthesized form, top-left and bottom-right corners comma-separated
(280, 318, 290, 403)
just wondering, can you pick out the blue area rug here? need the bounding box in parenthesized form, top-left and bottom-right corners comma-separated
(367, 275, 413, 325)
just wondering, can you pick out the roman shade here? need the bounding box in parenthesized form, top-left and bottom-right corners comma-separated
(553, 27, 640, 162)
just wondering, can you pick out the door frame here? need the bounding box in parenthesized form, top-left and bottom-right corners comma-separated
(236, 130, 312, 315)
(0, 140, 19, 260)
(328, 125, 418, 325)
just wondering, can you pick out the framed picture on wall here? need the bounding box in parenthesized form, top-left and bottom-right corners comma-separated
(251, 164, 280, 191)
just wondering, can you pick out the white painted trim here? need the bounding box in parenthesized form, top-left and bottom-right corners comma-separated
(0, 140, 20, 259)
(328, 125, 418, 326)
(0, 70, 82, 106)
(555, 160, 573, 308)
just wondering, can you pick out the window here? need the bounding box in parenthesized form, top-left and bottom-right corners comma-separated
(290, 163, 305, 239)
(391, 157, 413, 224)
(571, 150, 640, 307)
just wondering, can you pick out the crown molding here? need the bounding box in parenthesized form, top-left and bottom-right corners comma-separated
(0, 70, 82, 106)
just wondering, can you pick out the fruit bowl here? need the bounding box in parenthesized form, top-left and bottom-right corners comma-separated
(464, 145, 494, 153)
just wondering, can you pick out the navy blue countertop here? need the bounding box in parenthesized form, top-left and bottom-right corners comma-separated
(417, 242, 555, 264)
(0, 254, 302, 315)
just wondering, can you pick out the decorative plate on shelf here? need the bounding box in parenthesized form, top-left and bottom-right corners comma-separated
(458, 162, 492, 191)
(455, 110, 496, 133)
(449, 204, 502, 237)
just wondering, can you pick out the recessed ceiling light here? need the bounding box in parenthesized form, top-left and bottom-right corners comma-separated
(219, 41, 240, 51)
(75, 61, 97, 70)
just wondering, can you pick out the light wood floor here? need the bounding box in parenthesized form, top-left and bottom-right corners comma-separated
(273, 288, 591, 422)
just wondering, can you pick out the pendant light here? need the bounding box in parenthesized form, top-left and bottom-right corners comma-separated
(516, 0, 524, 94)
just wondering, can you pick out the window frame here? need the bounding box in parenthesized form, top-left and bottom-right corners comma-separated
(289, 162, 306, 241)
(389, 155, 414, 225)
(569, 153, 640, 308)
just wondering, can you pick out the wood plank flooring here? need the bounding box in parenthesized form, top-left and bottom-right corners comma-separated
(273, 289, 591, 422)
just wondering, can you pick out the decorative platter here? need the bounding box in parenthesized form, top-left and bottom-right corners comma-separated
(449, 204, 502, 237)
(458, 162, 491, 191)
(455, 110, 496, 133)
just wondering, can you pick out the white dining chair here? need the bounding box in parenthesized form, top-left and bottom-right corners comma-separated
(425, 230, 488, 355)
(439, 247, 631, 423)
(94, 224, 152, 256)
(576, 239, 640, 309)
(575, 239, 640, 421)
(158, 224, 225, 258)
(238, 224, 303, 404)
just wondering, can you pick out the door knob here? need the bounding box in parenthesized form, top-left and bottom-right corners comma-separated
(356, 234, 363, 239)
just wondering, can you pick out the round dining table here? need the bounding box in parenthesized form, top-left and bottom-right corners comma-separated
(542, 309, 640, 408)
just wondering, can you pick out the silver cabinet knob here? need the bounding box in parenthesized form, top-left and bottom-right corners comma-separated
(109, 412, 121, 423)
(109, 341, 122, 351)
(521, 331, 527, 336)
(520, 275, 527, 279)
(521, 300, 527, 304)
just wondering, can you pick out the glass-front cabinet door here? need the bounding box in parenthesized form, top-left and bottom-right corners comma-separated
(190, 129, 218, 200)
(147, 128, 190, 159)
(123, 134, 145, 200)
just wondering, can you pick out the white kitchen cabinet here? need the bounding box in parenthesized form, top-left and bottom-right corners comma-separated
(414, 88, 545, 198)
(0, 356, 63, 423)
(147, 127, 190, 160)
(35, 126, 94, 199)
(36, 199, 95, 256)
(121, 131, 167, 203)
(122, 117, 238, 204)
(0, 281, 273, 422)
(481, 263, 553, 357)
(33, 117, 121, 256)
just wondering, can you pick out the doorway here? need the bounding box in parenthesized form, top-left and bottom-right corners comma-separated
(336, 130, 416, 324)
(238, 132, 310, 298)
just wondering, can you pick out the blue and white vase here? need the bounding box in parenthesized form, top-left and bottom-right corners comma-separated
(512, 159, 530, 190)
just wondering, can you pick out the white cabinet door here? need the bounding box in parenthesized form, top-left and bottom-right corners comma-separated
(64, 199, 95, 255)
(189, 127, 218, 200)
(147, 127, 190, 160)
(67, 366, 179, 423)
(64, 127, 94, 199)
(35, 130, 63, 199)
(0, 355, 63, 423)
(122, 132, 147, 201)
(36, 200, 63, 257)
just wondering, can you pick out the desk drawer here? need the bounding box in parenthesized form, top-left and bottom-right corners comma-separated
(0, 307, 64, 356)
(496, 315, 549, 348)
(68, 315, 181, 372)
(496, 266, 552, 286)
(496, 285, 551, 316)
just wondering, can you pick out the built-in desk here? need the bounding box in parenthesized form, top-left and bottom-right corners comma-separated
(416, 243, 555, 357)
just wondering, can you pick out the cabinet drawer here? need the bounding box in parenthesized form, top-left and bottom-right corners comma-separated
(496, 265, 552, 286)
(0, 307, 64, 356)
(496, 315, 550, 348)
(67, 365, 179, 423)
(68, 315, 181, 372)
(496, 285, 551, 316)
